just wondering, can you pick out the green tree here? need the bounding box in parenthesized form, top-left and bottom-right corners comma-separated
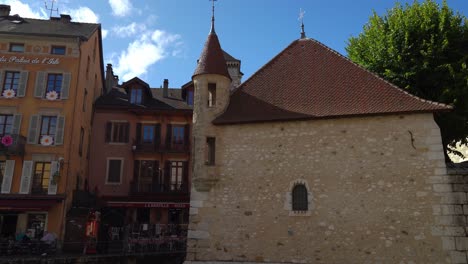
(346, 0, 468, 161)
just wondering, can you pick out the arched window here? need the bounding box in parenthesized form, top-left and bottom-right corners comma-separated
(292, 184, 308, 211)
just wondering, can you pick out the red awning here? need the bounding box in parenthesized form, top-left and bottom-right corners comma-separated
(106, 201, 189, 208)
(0, 194, 64, 211)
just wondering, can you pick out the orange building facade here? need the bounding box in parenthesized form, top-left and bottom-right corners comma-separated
(0, 6, 104, 241)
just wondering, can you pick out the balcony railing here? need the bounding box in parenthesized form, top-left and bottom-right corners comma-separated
(130, 182, 189, 195)
(0, 224, 188, 260)
(0, 134, 25, 156)
(133, 142, 189, 153)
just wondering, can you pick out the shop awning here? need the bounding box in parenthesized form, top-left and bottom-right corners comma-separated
(0, 194, 65, 211)
(106, 201, 189, 208)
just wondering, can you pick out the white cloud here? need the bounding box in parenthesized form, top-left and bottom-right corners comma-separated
(63, 6, 99, 23)
(108, 0, 133, 17)
(102, 29, 109, 39)
(112, 22, 146, 38)
(4, 0, 47, 19)
(113, 30, 182, 81)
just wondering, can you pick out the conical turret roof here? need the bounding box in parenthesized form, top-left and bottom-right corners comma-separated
(193, 31, 231, 80)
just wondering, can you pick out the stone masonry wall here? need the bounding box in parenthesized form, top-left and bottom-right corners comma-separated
(187, 113, 453, 263)
(431, 164, 468, 264)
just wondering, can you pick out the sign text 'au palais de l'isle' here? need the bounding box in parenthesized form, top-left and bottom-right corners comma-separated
(0, 56, 60, 65)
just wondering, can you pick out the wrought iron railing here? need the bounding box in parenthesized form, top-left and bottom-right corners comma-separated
(129, 182, 189, 194)
(0, 134, 25, 156)
(0, 224, 188, 259)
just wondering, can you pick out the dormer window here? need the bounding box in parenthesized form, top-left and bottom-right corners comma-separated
(130, 88, 143, 104)
(187, 91, 194, 106)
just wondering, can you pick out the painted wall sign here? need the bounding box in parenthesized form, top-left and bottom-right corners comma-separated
(0, 56, 60, 65)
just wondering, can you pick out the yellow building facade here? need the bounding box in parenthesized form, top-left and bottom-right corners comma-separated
(0, 6, 104, 241)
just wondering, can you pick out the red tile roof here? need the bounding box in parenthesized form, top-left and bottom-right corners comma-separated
(213, 38, 451, 125)
(193, 32, 231, 80)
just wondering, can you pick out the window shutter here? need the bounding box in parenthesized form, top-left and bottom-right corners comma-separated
(136, 123, 141, 144)
(60, 72, 71, 99)
(165, 124, 172, 150)
(11, 114, 22, 135)
(17, 71, 29, 97)
(164, 161, 171, 190)
(1, 160, 15, 194)
(124, 123, 129, 143)
(133, 160, 139, 181)
(19, 160, 33, 194)
(182, 161, 189, 191)
(105, 122, 112, 142)
(34, 72, 46, 98)
(55, 116, 65, 145)
(47, 161, 59, 195)
(155, 124, 161, 147)
(0, 70, 4, 90)
(27, 115, 40, 144)
(184, 124, 190, 147)
(152, 160, 159, 190)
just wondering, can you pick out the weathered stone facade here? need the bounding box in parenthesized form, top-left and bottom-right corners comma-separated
(187, 113, 454, 263)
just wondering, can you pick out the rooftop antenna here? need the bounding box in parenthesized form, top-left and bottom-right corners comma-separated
(299, 8, 306, 39)
(45, 0, 59, 18)
(209, 0, 217, 34)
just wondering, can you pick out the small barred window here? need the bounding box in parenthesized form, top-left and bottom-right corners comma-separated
(292, 184, 308, 211)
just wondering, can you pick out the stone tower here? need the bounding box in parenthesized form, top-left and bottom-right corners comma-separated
(186, 8, 232, 262)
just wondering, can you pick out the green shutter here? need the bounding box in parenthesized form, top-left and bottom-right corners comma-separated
(55, 116, 65, 145)
(19, 160, 33, 194)
(47, 161, 59, 194)
(27, 115, 39, 144)
(61, 72, 71, 99)
(11, 114, 22, 135)
(34, 72, 46, 98)
(17, 71, 28, 97)
(1, 160, 15, 194)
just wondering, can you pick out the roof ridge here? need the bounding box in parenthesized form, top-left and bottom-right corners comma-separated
(306, 38, 452, 110)
(22, 17, 100, 25)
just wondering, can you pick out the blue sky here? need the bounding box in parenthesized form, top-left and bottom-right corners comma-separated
(2, 0, 468, 88)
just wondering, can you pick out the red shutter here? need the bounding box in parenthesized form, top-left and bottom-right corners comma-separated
(165, 124, 172, 150)
(164, 160, 171, 191)
(105, 122, 112, 142)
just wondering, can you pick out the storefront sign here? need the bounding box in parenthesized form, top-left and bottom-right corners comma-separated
(107, 201, 190, 208)
(0, 56, 60, 65)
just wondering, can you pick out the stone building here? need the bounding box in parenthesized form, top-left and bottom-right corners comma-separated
(184, 13, 463, 264)
(0, 5, 104, 241)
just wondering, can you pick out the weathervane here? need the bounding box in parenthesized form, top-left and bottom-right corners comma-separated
(299, 8, 306, 39)
(209, 0, 217, 34)
(45, 0, 59, 18)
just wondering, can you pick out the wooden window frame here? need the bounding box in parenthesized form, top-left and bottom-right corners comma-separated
(32, 161, 51, 194)
(46, 73, 63, 98)
(3, 71, 20, 94)
(9, 43, 24, 53)
(130, 88, 143, 104)
(51, 46, 66, 55)
(107, 122, 129, 143)
(106, 158, 124, 184)
(39, 116, 57, 143)
(0, 114, 13, 136)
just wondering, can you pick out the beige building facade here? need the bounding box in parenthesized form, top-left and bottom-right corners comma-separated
(185, 17, 465, 264)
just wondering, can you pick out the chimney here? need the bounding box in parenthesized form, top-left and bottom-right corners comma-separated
(105, 64, 114, 94)
(163, 79, 169, 97)
(0, 5, 10, 17)
(60, 14, 71, 23)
